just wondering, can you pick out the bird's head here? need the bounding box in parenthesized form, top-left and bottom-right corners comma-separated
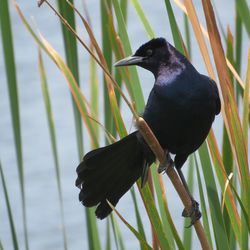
(114, 38, 175, 76)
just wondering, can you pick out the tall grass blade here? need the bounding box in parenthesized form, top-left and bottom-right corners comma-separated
(0, 162, 19, 250)
(174, 0, 246, 94)
(235, 0, 250, 37)
(183, 157, 194, 248)
(241, 47, 250, 250)
(242, 48, 250, 158)
(105, 218, 111, 250)
(0, 241, 3, 250)
(42, 5, 103, 245)
(112, 0, 145, 111)
(229, 183, 250, 231)
(120, 0, 128, 21)
(235, 5, 243, 100)
(201, 2, 250, 239)
(222, 29, 235, 245)
(84, 208, 101, 250)
(130, 187, 148, 250)
(199, 143, 230, 250)
(194, 155, 213, 248)
(109, 216, 120, 250)
(235, 5, 242, 73)
(107, 201, 153, 250)
(164, 0, 185, 53)
(82, 2, 100, 141)
(208, 132, 241, 243)
(101, 0, 116, 138)
(99, 7, 156, 245)
(38, 50, 68, 250)
(110, 214, 125, 250)
(112, 0, 127, 125)
(113, 0, 125, 108)
(89, 52, 99, 140)
(226, 28, 234, 83)
(150, 167, 175, 249)
(139, 184, 172, 249)
(16, 3, 100, 145)
(184, 14, 191, 56)
(183, 0, 215, 79)
(65, 1, 128, 138)
(39, 34, 102, 250)
(57, 0, 83, 159)
(107, 14, 135, 102)
(131, 0, 155, 39)
(41, 37, 99, 145)
(151, 165, 185, 250)
(0, 1, 28, 249)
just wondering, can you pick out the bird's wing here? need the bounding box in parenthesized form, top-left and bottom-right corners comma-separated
(210, 79, 221, 115)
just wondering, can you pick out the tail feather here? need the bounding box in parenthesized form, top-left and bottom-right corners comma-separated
(76, 131, 153, 219)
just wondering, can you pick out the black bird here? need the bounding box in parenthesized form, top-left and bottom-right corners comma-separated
(76, 38, 221, 223)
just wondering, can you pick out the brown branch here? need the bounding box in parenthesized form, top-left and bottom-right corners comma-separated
(137, 117, 211, 250)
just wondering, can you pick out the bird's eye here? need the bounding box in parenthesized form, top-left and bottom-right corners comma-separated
(146, 49, 153, 56)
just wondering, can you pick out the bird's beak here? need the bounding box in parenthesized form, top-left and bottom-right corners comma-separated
(114, 56, 144, 67)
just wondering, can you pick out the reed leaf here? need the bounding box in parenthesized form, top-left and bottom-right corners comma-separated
(15, 3, 100, 145)
(207, 132, 241, 243)
(235, 4, 242, 73)
(183, 0, 215, 79)
(110, 214, 125, 250)
(131, 0, 155, 39)
(105, 218, 111, 250)
(198, 143, 230, 250)
(241, 47, 250, 250)
(0, 1, 28, 249)
(235, 0, 250, 37)
(152, 165, 185, 250)
(112, 0, 145, 111)
(151, 167, 176, 249)
(107, 201, 153, 250)
(130, 187, 148, 249)
(89, 51, 100, 141)
(195, 156, 213, 248)
(164, 0, 185, 54)
(183, 157, 194, 248)
(201, 2, 250, 235)
(184, 14, 191, 56)
(138, 184, 172, 249)
(57, 0, 84, 159)
(101, 0, 116, 137)
(38, 50, 68, 250)
(0, 162, 19, 250)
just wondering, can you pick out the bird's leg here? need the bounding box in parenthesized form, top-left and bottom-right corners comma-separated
(176, 168, 201, 227)
(158, 152, 201, 226)
(157, 151, 174, 173)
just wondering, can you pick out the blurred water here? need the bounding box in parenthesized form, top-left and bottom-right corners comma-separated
(0, 0, 247, 249)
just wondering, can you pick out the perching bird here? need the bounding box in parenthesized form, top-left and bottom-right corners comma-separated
(76, 38, 221, 223)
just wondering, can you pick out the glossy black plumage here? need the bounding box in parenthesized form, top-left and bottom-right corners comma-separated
(76, 38, 221, 219)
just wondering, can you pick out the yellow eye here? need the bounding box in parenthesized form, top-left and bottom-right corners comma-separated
(146, 49, 153, 56)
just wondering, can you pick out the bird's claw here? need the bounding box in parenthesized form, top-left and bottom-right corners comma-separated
(158, 153, 173, 174)
(182, 200, 201, 227)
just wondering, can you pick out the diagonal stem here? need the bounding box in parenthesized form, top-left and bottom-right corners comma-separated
(137, 117, 211, 250)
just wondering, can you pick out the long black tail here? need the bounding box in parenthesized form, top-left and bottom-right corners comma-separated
(75, 131, 154, 219)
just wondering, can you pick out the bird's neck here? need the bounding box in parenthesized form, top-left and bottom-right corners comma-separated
(155, 61, 186, 87)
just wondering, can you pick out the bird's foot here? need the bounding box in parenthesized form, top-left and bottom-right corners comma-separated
(182, 199, 201, 227)
(158, 152, 173, 174)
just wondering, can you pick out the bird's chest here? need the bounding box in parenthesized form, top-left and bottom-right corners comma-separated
(143, 86, 214, 151)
